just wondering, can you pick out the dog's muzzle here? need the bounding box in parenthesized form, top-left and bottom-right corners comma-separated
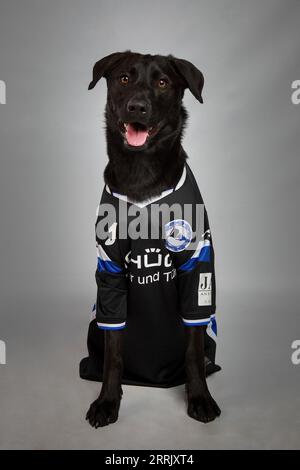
(118, 121, 160, 148)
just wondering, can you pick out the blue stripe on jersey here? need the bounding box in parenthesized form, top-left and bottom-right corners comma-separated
(97, 324, 126, 330)
(178, 245, 211, 272)
(211, 316, 217, 335)
(199, 245, 211, 262)
(97, 257, 122, 273)
(182, 315, 217, 335)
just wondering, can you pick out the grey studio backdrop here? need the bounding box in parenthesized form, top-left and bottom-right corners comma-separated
(0, 0, 299, 450)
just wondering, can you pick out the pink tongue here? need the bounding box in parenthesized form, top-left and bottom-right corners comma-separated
(126, 123, 148, 146)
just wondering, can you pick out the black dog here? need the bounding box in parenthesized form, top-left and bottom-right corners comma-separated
(80, 51, 221, 427)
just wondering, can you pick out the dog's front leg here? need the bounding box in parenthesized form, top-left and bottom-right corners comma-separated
(86, 329, 124, 428)
(185, 325, 221, 423)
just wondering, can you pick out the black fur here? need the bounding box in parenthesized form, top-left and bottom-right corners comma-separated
(86, 51, 220, 427)
(86, 330, 123, 428)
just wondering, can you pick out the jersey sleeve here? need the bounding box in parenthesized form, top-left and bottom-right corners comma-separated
(94, 200, 128, 331)
(175, 208, 216, 327)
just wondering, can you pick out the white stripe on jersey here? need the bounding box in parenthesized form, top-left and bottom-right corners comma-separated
(182, 313, 216, 325)
(105, 166, 187, 208)
(97, 244, 112, 261)
(191, 238, 211, 259)
(97, 321, 126, 329)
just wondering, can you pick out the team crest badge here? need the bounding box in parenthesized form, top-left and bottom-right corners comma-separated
(165, 219, 193, 252)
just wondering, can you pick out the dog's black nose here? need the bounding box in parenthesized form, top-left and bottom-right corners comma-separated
(126, 97, 151, 117)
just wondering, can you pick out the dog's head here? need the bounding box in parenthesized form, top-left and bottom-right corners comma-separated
(88, 51, 204, 152)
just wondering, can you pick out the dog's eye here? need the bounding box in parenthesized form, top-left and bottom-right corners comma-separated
(158, 78, 168, 89)
(120, 74, 129, 85)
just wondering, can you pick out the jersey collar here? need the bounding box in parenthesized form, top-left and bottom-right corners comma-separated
(105, 165, 187, 208)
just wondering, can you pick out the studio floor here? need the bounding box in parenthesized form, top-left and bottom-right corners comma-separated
(0, 288, 299, 450)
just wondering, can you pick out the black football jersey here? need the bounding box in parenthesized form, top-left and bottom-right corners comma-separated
(80, 163, 220, 387)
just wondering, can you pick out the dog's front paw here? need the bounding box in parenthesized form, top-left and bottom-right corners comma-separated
(86, 397, 121, 428)
(187, 392, 221, 423)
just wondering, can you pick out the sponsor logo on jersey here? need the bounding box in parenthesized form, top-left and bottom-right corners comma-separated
(105, 222, 117, 246)
(198, 272, 212, 306)
(165, 219, 192, 252)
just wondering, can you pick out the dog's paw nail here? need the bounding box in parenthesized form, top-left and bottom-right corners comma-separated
(85, 399, 120, 428)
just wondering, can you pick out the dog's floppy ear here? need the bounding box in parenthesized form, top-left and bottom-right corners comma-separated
(168, 56, 204, 103)
(88, 50, 131, 90)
